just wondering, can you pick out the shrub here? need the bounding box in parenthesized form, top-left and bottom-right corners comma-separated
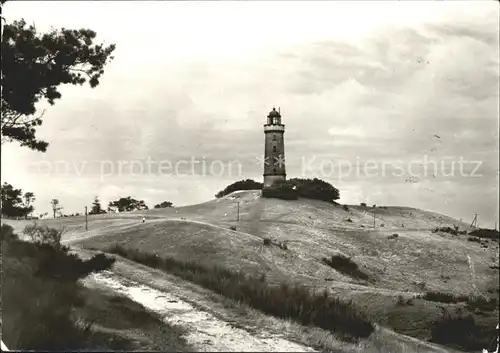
(262, 178, 340, 203)
(1, 223, 18, 241)
(322, 254, 370, 281)
(229, 226, 237, 231)
(215, 179, 263, 198)
(360, 203, 367, 207)
(466, 296, 498, 312)
(387, 234, 399, 240)
(342, 205, 349, 211)
(107, 245, 374, 339)
(468, 236, 481, 243)
(1, 225, 117, 350)
(396, 295, 406, 306)
(345, 217, 353, 223)
(263, 238, 272, 246)
(433, 226, 467, 236)
(469, 228, 500, 243)
(430, 309, 495, 351)
(23, 223, 64, 248)
(420, 291, 469, 304)
(261, 181, 298, 200)
(287, 178, 340, 202)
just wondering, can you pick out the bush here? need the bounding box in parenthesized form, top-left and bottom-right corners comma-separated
(419, 291, 498, 313)
(396, 295, 406, 306)
(107, 245, 374, 340)
(263, 238, 272, 246)
(23, 223, 63, 249)
(262, 178, 340, 203)
(433, 226, 467, 236)
(215, 179, 263, 198)
(468, 236, 481, 243)
(360, 202, 367, 207)
(342, 205, 349, 211)
(287, 178, 340, 202)
(469, 228, 500, 242)
(0, 223, 18, 241)
(430, 309, 495, 351)
(229, 226, 237, 231)
(387, 234, 399, 240)
(345, 217, 353, 223)
(261, 181, 298, 200)
(466, 296, 498, 312)
(420, 291, 469, 304)
(1, 224, 117, 350)
(322, 254, 370, 281)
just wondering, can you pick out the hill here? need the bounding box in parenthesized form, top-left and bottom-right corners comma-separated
(4, 190, 499, 351)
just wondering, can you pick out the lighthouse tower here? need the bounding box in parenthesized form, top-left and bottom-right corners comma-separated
(263, 107, 286, 187)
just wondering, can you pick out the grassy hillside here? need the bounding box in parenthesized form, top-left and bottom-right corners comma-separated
(5, 190, 498, 351)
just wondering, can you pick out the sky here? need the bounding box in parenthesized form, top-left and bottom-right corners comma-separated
(2, 1, 499, 227)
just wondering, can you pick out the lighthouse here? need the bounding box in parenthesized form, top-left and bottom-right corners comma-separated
(263, 107, 286, 187)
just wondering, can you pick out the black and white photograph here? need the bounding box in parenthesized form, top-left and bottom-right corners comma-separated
(1, 1, 499, 352)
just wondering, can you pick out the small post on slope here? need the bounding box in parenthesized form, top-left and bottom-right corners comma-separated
(237, 201, 240, 223)
(470, 213, 478, 228)
(85, 206, 88, 231)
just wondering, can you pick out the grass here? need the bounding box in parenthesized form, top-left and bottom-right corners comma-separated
(1, 223, 190, 351)
(78, 287, 191, 351)
(321, 254, 370, 281)
(106, 244, 375, 340)
(12, 191, 498, 351)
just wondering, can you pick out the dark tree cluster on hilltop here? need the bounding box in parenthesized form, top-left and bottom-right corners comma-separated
(215, 179, 263, 198)
(154, 201, 173, 209)
(262, 181, 297, 200)
(262, 178, 340, 203)
(107, 197, 148, 212)
(1, 14, 115, 152)
(1, 182, 35, 218)
(288, 178, 340, 202)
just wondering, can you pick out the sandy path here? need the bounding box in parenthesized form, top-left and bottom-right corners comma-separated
(89, 270, 316, 352)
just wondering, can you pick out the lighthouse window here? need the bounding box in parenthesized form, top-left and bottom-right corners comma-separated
(273, 134, 276, 141)
(273, 146, 276, 152)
